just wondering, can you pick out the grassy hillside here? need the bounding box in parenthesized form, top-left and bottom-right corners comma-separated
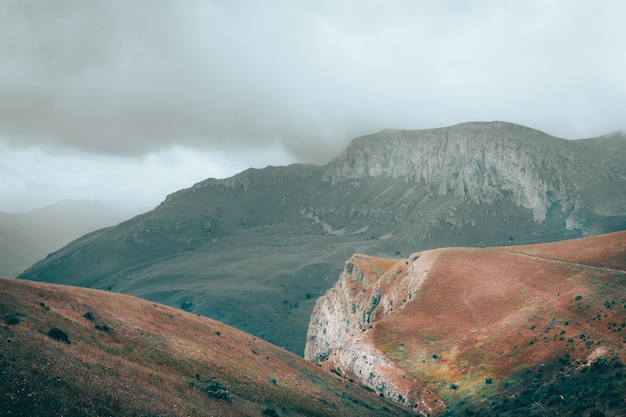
(0, 277, 411, 417)
(307, 231, 626, 416)
(378, 233, 626, 415)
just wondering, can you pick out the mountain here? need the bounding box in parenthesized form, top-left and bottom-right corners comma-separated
(0, 277, 411, 417)
(19, 122, 626, 354)
(0, 200, 126, 277)
(305, 231, 626, 416)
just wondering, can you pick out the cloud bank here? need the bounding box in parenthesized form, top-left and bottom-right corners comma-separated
(1, 0, 625, 211)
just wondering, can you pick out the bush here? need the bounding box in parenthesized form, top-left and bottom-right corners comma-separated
(83, 311, 95, 321)
(205, 376, 233, 402)
(263, 409, 279, 417)
(47, 327, 70, 344)
(3, 312, 22, 325)
(95, 324, 111, 332)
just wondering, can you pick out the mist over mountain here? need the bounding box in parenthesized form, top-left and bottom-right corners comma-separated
(19, 122, 626, 354)
(0, 200, 126, 277)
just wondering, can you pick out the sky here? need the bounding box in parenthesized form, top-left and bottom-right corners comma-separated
(1, 0, 625, 213)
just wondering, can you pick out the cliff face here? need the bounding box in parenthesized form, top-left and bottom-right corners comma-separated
(305, 231, 626, 416)
(304, 253, 446, 416)
(324, 122, 623, 225)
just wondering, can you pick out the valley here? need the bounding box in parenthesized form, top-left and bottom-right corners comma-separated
(19, 122, 626, 355)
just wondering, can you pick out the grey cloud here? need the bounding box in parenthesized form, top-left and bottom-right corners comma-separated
(0, 0, 625, 166)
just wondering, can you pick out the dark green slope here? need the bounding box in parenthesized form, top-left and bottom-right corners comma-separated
(20, 122, 626, 354)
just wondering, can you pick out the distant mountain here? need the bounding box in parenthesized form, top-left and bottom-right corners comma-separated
(19, 122, 626, 354)
(0, 200, 126, 277)
(0, 277, 409, 417)
(306, 231, 626, 416)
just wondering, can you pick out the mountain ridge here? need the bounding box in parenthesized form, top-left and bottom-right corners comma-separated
(324, 121, 624, 224)
(19, 121, 626, 354)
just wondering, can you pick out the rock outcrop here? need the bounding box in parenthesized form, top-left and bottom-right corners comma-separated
(305, 253, 447, 416)
(324, 122, 624, 225)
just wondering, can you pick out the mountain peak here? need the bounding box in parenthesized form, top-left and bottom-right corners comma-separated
(324, 122, 621, 224)
(378, 120, 546, 136)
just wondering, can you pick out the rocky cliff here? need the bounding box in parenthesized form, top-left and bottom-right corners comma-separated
(324, 122, 624, 225)
(305, 231, 626, 416)
(304, 253, 447, 416)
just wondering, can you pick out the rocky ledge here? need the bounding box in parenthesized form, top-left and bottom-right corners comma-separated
(305, 252, 448, 416)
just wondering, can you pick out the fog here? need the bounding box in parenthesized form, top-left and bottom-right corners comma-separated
(1, 0, 624, 212)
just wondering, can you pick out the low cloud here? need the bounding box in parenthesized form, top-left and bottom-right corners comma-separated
(0, 142, 295, 213)
(1, 0, 625, 211)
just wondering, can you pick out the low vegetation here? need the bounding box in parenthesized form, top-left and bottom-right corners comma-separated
(310, 231, 626, 416)
(0, 277, 411, 416)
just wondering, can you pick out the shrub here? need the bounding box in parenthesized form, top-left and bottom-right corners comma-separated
(47, 327, 70, 344)
(205, 376, 233, 402)
(263, 409, 279, 417)
(3, 312, 22, 325)
(83, 311, 95, 321)
(95, 324, 112, 332)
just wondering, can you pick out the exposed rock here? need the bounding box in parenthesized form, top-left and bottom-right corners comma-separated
(324, 122, 623, 225)
(305, 253, 446, 415)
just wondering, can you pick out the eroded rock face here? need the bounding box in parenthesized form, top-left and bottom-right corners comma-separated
(305, 253, 447, 416)
(324, 122, 622, 225)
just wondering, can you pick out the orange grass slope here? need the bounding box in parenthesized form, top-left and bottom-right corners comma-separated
(0, 278, 413, 417)
(307, 230, 626, 416)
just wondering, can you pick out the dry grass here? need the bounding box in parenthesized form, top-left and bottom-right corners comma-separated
(336, 231, 626, 416)
(0, 277, 412, 417)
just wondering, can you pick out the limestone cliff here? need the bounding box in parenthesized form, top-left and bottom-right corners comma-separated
(305, 253, 447, 416)
(323, 121, 624, 225)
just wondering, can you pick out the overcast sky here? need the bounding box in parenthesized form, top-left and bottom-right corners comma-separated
(1, 0, 625, 213)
